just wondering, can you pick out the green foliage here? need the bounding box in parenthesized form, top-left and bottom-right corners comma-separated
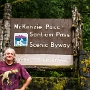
(20, 77, 80, 90)
(0, 5, 4, 19)
(27, 77, 68, 90)
(11, 0, 64, 18)
(82, 21, 90, 50)
(77, 0, 90, 50)
(79, 52, 90, 89)
(29, 71, 66, 77)
(0, 0, 6, 19)
(12, 0, 39, 18)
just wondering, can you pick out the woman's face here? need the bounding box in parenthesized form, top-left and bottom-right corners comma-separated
(5, 49, 15, 62)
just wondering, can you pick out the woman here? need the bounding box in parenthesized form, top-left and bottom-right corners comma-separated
(0, 47, 32, 90)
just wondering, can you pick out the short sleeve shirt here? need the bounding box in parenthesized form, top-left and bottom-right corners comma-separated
(0, 61, 30, 90)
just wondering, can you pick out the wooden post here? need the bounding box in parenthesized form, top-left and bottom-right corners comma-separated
(2, 3, 12, 55)
(72, 5, 83, 77)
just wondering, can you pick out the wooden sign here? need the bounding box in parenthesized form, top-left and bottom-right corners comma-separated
(11, 18, 73, 66)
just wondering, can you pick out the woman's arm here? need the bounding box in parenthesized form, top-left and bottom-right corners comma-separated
(21, 76, 32, 90)
(15, 76, 32, 90)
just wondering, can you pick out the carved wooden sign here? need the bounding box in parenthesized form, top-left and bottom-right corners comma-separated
(10, 18, 73, 66)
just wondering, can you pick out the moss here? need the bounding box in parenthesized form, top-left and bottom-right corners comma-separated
(20, 77, 81, 90)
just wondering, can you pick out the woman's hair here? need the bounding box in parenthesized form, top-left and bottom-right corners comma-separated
(4, 47, 16, 62)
